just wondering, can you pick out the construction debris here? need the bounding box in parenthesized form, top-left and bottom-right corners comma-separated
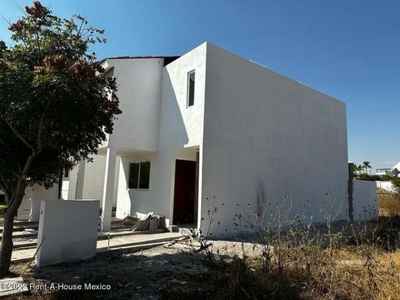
(165, 233, 213, 253)
(128, 212, 166, 232)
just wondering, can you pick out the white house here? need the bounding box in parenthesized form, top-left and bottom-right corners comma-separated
(375, 168, 395, 177)
(64, 42, 350, 234)
(391, 162, 400, 177)
(24, 42, 352, 233)
(375, 162, 400, 179)
(375, 161, 400, 193)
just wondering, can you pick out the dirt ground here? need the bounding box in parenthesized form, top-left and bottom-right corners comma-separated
(2, 219, 377, 299)
(6, 239, 261, 300)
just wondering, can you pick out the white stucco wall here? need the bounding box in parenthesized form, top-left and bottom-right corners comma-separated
(115, 150, 197, 221)
(200, 43, 349, 234)
(66, 167, 78, 200)
(353, 180, 378, 220)
(116, 153, 158, 218)
(17, 185, 59, 221)
(102, 58, 165, 152)
(29, 185, 59, 221)
(61, 178, 69, 200)
(157, 44, 206, 223)
(36, 200, 99, 267)
(81, 154, 107, 204)
(115, 44, 207, 223)
(98, 57, 168, 226)
(16, 197, 32, 220)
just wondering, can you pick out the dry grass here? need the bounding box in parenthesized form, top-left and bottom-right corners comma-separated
(158, 243, 400, 299)
(377, 188, 400, 216)
(202, 209, 400, 299)
(214, 242, 400, 299)
(159, 191, 400, 299)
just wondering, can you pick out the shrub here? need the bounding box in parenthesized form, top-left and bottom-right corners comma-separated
(378, 175, 393, 181)
(391, 178, 400, 199)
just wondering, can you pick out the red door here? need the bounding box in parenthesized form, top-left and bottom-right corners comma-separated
(173, 160, 196, 225)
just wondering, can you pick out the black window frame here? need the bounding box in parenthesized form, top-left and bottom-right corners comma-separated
(187, 71, 195, 107)
(128, 161, 151, 190)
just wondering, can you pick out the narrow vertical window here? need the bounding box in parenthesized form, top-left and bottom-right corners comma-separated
(188, 71, 195, 107)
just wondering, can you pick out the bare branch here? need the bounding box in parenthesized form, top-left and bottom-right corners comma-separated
(76, 16, 86, 39)
(0, 138, 23, 175)
(37, 99, 52, 152)
(6, 121, 35, 152)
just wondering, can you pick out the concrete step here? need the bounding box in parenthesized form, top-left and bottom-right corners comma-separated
(96, 241, 170, 257)
(11, 232, 183, 263)
(12, 229, 170, 249)
(0, 224, 39, 233)
(0, 219, 128, 238)
(96, 234, 180, 251)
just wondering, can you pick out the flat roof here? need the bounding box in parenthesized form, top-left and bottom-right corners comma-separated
(104, 56, 180, 66)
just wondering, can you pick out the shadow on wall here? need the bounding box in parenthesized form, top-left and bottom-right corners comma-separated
(121, 70, 190, 220)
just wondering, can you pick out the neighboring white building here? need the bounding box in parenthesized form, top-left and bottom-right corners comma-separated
(392, 162, 400, 177)
(375, 162, 400, 178)
(25, 42, 354, 233)
(375, 162, 400, 193)
(375, 168, 394, 177)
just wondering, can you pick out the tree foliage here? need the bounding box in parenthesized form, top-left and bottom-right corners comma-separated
(0, 1, 121, 277)
(362, 161, 371, 174)
(391, 178, 400, 199)
(0, 1, 121, 199)
(353, 164, 364, 177)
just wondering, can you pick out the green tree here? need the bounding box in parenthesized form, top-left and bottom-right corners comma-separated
(391, 178, 400, 199)
(362, 161, 371, 174)
(353, 164, 364, 176)
(0, 1, 121, 277)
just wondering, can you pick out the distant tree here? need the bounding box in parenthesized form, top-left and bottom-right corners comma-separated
(362, 161, 371, 174)
(0, 1, 121, 277)
(391, 178, 400, 199)
(357, 174, 376, 181)
(378, 175, 392, 182)
(353, 164, 364, 176)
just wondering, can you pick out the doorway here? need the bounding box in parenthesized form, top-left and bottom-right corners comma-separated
(173, 160, 196, 225)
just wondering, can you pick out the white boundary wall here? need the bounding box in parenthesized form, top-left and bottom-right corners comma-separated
(36, 200, 99, 267)
(376, 181, 394, 192)
(353, 180, 378, 220)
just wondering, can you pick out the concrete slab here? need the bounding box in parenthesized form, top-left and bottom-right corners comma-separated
(11, 232, 183, 263)
(12, 229, 173, 250)
(5, 216, 184, 263)
(96, 232, 183, 250)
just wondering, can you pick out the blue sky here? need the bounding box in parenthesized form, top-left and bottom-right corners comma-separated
(1, 0, 399, 171)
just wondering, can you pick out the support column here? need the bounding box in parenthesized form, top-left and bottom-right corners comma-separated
(101, 147, 117, 232)
(75, 160, 86, 199)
